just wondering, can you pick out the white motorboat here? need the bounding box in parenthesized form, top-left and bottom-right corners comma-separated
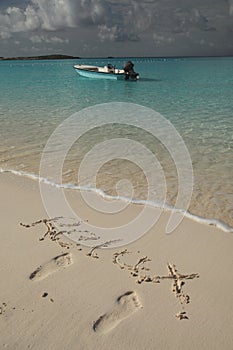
(74, 61, 139, 80)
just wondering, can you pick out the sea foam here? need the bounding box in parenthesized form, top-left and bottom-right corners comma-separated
(1, 167, 232, 234)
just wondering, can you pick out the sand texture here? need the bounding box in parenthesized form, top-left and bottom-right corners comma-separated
(1, 172, 233, 350)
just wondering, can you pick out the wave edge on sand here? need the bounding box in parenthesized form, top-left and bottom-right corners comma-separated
(1, 167, 232, 233)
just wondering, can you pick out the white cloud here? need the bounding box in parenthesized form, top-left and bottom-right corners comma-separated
(47, 36, 69, 44)
(229, 0, 233, 15)
(30, 34, 69, 44)
(172, 8, 211, 33)
(0, 0, 112, 41)
(0, 0, 233, 56)
(31, 0, 76, 30)
(153, 33, 175, 45)
(77, 0, 111, 25)
(98, 25, 118, 41)
(0, 0, 76, 40)
(24, 5, 41, 30)
(0, 6, 38, 38)
(1, 0, 229, 44)
(131, 2, 152, 32)
(0, 31, 11, 40)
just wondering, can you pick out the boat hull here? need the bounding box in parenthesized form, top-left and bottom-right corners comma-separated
(74, 67, 124, 80)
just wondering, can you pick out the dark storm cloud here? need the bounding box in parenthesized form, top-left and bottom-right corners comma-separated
(97, 1, 152, 42)
(0, 0, 233, 56)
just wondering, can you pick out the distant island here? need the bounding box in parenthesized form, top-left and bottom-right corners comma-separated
(1, 54, 232, 61)
(0, 54, 80, 61)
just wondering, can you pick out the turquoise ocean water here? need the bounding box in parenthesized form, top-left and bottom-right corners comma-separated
(0, 57, 233, 230)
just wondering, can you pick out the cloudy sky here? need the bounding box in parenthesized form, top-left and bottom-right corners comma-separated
(0, 0, 233, 57)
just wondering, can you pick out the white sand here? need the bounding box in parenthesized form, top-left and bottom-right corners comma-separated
(1, 172, 233, 349)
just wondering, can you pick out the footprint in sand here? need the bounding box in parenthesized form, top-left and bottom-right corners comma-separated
(29, 253, 73, 281)
(93, 291, 142, 334)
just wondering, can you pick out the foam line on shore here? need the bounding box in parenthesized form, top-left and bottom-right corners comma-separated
(1, 167, 232, 233)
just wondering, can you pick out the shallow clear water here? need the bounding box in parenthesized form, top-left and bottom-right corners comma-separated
(0, 57, 233, 228)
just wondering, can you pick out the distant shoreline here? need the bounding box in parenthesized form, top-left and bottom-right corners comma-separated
(0, 54, 233, 61)
(0, 54, 80, 61)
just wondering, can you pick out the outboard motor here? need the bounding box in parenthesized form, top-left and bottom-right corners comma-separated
(123, 61, 139, 80)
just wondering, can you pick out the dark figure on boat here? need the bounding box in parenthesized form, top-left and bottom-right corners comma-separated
(107, 63, 115, 72)
(123, 61, 139, 80)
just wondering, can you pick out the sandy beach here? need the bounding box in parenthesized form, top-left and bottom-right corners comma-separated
(0, 171, 233, 350)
